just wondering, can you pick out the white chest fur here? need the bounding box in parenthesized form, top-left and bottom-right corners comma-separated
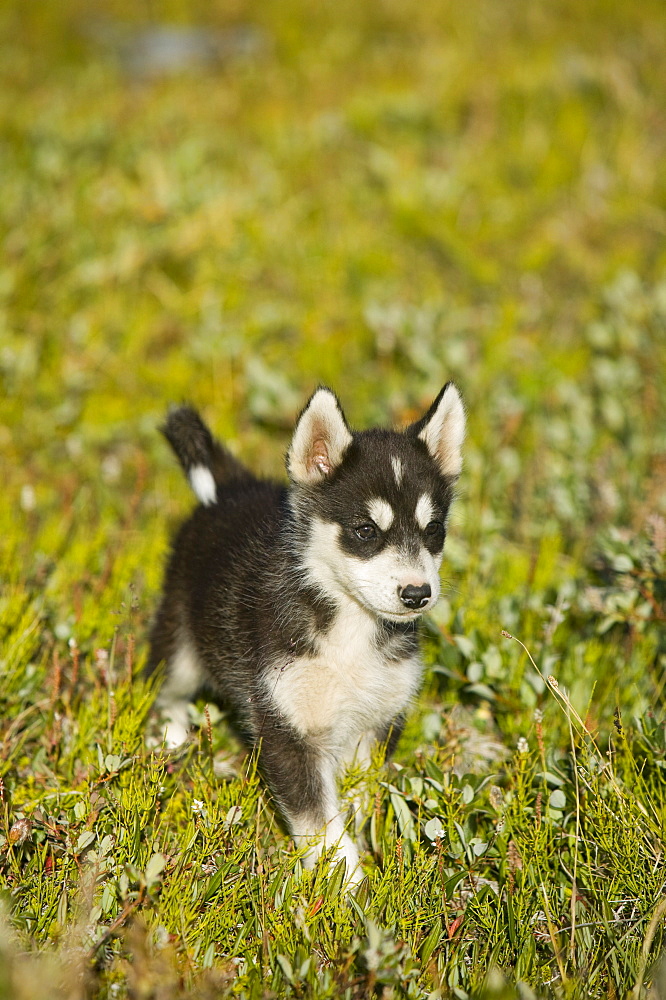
(265, 601, 422, 754)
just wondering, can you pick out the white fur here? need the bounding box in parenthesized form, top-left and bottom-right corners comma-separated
(288, 389, 353, 484)
(189, 465, 217, 506)
(266, 595, 422, 890)
(302, 518, 441, 621)
(158, 641, 203, 747)
(343, 732, 376, 837)
(368, 497, 394, 532)
(267, 599, 422, 747)
(347, 544, 440, 615)
(415, 493, 435, 530)
(391, 456, 404, 486)
(290, 756, 362, 887)
(418, 383, 466, 478)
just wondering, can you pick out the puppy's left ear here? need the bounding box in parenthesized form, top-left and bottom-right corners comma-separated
(408, 382, 466, 478)
(288, 387, 353, 485)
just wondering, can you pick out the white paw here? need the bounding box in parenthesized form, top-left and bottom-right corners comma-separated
(335, 834, 365, 891)
(162, 719, 190, 748)
(341, 857, 365, 891)
(297, 831, 364, 890)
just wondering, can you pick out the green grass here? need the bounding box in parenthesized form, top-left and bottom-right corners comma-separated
(1, 0, 666, 996)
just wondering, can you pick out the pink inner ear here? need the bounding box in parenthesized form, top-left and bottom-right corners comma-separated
(309, 437, 331, 477)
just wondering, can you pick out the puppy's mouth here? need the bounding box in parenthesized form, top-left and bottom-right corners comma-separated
(376, 607, 427, 623)
(343, 579, 436, 622)
(347, 587, 426, 621)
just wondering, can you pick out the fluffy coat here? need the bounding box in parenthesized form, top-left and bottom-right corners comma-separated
(147, 384, 465, 885)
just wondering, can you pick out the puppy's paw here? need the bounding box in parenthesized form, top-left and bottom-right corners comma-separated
(162, 719, 191, 749)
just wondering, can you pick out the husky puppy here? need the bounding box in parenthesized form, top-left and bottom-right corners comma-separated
(147, 383, 465, 886)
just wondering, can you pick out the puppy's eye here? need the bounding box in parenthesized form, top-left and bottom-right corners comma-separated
(424, 520, 444, 537)
(355, 523, 377, 541)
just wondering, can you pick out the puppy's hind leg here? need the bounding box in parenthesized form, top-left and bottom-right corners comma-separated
(155, 640, 203, 748)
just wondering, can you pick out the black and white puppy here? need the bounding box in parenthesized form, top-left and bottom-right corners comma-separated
(147, 384, 465, 886)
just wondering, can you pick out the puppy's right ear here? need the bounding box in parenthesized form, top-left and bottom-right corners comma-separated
(287, 387, 352, 485)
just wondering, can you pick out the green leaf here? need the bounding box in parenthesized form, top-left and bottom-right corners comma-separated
(75, 831, 96, 853)
(420, 921, 443, 965)
(101, 882, 116, 914)
(470, 839, 488, 856)
(326, 857, 347, 898)
(276, 954, 294, 983)
(612, 554, 634, 572)
(466, 661, 484, 682)
(132, 813, 141, 858)
(464, 682, 497, 701)
(390, 791, 416, 841)
(424, 759, 445, 784)
(57, 890, 68, 928)
(424, 817, 446, 842)
(298, 957, 312, 980)
(98, 834, 114, 856)
(442, 870, 468, 900)
(203, 868, 225, 902)
(549, 789, 566, 809)
(348, 892, 367, 924)
(145, 852, 167, 885)
(537, 771, 565, 787)
(453, 635, 476, 660)
(506, 893, 516, 948)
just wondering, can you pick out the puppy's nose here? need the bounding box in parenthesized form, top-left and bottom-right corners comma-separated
(399, 583, 431, 609)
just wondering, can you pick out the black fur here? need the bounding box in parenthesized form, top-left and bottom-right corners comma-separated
(311, 430, 455, 561)
(162, 405, 251, 486)
(146, 470, 408, 819)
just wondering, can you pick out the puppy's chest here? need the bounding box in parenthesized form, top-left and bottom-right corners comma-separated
(265, 611, 421, 741)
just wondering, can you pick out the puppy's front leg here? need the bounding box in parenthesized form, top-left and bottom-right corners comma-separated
(344, 717, 406, 838)
(290, 758, 362, 887)
(258, 716, 362, 888)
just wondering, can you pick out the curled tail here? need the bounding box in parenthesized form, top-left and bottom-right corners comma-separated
(162, 406, 251, 505)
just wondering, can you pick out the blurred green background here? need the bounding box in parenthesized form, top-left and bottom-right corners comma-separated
(2, 0, 664, 481)
(1, 1, 666, 995)
(2, 0, 664, 697)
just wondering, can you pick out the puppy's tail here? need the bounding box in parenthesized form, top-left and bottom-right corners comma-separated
(162, 406, 251, 505)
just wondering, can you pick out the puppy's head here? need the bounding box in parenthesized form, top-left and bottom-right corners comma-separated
(287, 384, 465, 622)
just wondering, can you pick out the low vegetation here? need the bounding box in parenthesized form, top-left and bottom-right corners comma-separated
(1, 0, 665, 996)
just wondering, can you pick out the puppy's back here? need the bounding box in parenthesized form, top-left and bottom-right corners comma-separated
(147, 475, 288, 690)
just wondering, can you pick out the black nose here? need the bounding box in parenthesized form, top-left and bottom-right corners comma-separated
(399, 584, 431, 609)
